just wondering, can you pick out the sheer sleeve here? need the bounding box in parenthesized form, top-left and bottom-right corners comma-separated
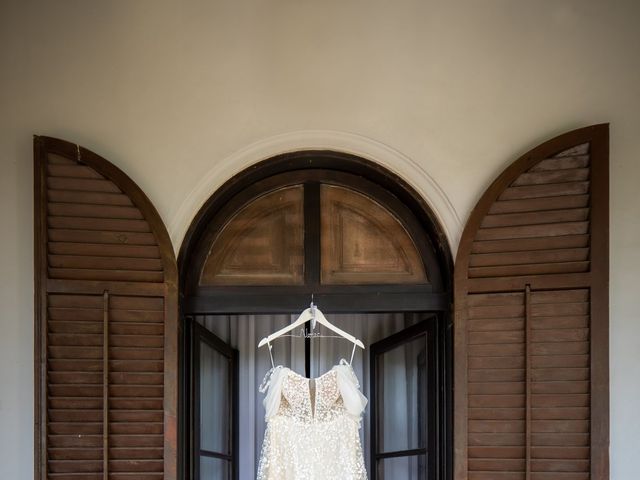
(335, 361, 368, 419)
(259, 366, 287, 420)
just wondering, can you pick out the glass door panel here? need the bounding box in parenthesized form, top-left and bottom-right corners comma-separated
(371, 318, 436, 480)
(190, 320, 238, 480)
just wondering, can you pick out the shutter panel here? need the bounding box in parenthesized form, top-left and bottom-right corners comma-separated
(454, 125, 609, 480)
(34, 137, 178, 480)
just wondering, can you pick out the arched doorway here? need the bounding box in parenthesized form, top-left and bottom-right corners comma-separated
(178, 151, 453, 480)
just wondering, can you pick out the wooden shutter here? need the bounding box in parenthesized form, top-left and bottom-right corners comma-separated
(34, 137, 178, 480)
(454, 125, 609, 480)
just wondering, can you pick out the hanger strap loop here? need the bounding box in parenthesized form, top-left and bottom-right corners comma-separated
(267, 339, 275, 369)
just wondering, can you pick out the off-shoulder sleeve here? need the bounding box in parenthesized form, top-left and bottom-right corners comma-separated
(335, 362, 368, 419)
(259, 366, 287, 420)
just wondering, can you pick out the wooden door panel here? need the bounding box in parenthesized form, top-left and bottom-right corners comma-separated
(199, 185, 304, 286)
(320, 184, 427, 284)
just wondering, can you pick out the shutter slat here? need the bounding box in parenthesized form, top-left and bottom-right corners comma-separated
(48, 153, 78, 165)
(49, 242, 160, 258)
(469, 331, 524, 344)
(469, 459, 525, 470)
(48, 410, 163, 423)
(470, 247, 589, 267)
(470, 446, 526, 458)
(109, 398, 164, 410)
(48, 398, 101, 409)
(475, 221, 589, 241)
(511, 168, 589, 186)
(109, 459, 164, 472)
(48, 189, 134, 206)
(469, 473, 525, 480)
(532, 409, 589, 420)
(469, 261, 590, 278)
(48, 164, 106, 179)
(469, 319, 525, 331)
(531, 355, 589, 368)
(530, 154, 589, 170)
(532, 446, 589, 459)
(49, 268, 164, 283)
(49, 322, 103, 334)
(109, 372, 164, 385)
(531, 382, 589, 395)
(489, 194, 589, 214)
(109, 475, 164, 480)
(109, 360, 164, 372)
(470, 357, 525, 369)
(470, 409, 525, 420)
(48, 216, 151, 233)
(531, 394, 590, 408)
(48, 203, 144, 219)
(48, 177, 122, 193)
(469, 383, 525, 395)
(467, 272, 591, 293)
(47, 294, 163, 310)
(48, 322, 163, 336)
(49, 460, 102, 473)
(481, 208, 589, 228)
(469, 395, 525, 408)
(109, 411, 164, 422)
(471, 234, 590, 254)
(499, 181, 589, 201)
(49, 448, 104, 460)
(110, 435, 164, 448)
(110, 447, 164, 459)
(48, 229, 157, 246)
(109, 348, 164, 360)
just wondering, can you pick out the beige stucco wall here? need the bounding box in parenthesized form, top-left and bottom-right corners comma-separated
(1, 0, 638, 477)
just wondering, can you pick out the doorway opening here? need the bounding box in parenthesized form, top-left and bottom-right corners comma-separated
(178, 151, 453, 480)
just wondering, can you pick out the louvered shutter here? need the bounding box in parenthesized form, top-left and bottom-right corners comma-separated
(454, 125, 609, 480)
(34, 137, 178, 480)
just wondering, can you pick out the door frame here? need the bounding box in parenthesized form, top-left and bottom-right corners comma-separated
(177, 151, 454, 480)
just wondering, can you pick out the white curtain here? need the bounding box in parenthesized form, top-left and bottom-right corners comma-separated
(196, 312, 425, 480)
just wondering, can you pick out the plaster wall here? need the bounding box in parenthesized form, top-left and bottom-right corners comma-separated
(1, 0, 638, 477)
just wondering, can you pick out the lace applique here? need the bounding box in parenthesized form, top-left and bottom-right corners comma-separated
(259, 365, 283, 393)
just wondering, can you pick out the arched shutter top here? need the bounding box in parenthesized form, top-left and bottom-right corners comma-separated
(39, 137, 177, 287)
(456, 125, 608, 292)
(454, 125, 609, 480)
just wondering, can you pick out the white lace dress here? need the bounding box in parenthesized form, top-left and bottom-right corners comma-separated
(257, 360, 368, 480)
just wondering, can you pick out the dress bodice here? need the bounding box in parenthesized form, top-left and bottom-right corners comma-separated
(280, 369, 342, 423)
(257, 361, 368, 480)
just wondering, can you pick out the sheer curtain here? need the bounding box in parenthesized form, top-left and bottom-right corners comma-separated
(196, 312, 422, 480)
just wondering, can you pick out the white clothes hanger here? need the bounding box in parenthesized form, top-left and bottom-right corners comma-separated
(258, 304, 365, 350)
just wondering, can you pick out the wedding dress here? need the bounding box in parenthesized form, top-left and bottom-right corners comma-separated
(256, 358, 368, 480)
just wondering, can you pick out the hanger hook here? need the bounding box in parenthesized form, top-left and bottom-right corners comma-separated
(310, 293, 317, 331)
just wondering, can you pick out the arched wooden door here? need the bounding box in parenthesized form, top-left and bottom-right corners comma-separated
(454, 124, 609, 480)
(177, 152, 454, 480)
(33, 137, 178, 480)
